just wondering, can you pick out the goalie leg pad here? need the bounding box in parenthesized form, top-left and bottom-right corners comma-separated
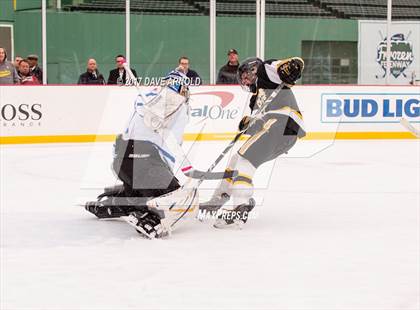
(112, 137, 180, 197)
(145, 181, 200, 234)
(85, 196, 149, 219)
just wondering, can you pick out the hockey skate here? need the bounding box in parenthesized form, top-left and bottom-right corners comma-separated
(197, 193, 230, 221)
(213, 198, 255, 229)
(125, 208, 169, 239)
(199, 193, 230, 213)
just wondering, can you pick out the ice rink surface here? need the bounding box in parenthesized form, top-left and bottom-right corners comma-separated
(1, 139, 419, 310)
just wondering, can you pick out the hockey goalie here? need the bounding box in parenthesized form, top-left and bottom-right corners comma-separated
(85, 69, 199, 238)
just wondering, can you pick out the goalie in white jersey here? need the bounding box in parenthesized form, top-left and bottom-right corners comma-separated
(85, 70, 195, 229)
(114, 70, 190, 198)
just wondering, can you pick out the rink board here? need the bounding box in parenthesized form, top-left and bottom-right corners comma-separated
(0, 85, 419, 144)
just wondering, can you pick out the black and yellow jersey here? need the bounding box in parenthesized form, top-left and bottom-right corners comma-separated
(249, 59, 306, 138)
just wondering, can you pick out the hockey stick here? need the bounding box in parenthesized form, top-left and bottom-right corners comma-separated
(122, 61, 236, 180)
(192, 82, 286, 186)
(162, 82, 286, 226)
(400, 117, 420, 138)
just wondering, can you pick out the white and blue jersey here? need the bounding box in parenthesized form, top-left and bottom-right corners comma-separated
(122, 89, 189, 169)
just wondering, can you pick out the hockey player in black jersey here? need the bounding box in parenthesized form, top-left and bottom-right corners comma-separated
(200, 57, 306, 228)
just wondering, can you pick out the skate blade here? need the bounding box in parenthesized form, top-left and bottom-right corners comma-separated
(213, 219, 244, 230)
(123, 215, 155, 239)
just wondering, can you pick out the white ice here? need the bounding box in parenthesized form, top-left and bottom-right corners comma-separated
(1, 140, 419, 310)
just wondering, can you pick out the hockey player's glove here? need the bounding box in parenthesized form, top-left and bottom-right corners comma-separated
(238, 115, 252, 131)
(238, 115, 263, 135)
(277, 57, 304, 85)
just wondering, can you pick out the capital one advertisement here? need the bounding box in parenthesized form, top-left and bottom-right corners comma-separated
(358, 20, 420, 85)
(0, 86, 249, 138)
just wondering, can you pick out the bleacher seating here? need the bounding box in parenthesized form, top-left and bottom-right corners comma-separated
(326, 5, 420, 19)
(65, 0, 420, 20)
(194, 1, 334, 17)
(317, 0, 420, 19)
(67, 0, 202, 15)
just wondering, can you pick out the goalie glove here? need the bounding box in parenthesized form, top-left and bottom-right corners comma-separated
(143, 70, 190, 131)
(277, 57, 304, 85)
(143, 110, 164, 130)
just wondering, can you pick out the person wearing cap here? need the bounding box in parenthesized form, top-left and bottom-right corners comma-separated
(27, 54, 43, 83)
(0, 47, 19, 84)
(216, 49, 240, 84)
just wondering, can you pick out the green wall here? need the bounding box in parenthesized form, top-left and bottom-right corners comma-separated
(16, 0, 41, 10)
(0, 0, 14, 22)
(11, 11, 358, 84)
(265, 18, 357, 58)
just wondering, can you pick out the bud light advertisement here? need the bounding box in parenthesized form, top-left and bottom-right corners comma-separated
(321, 92, 420, 123)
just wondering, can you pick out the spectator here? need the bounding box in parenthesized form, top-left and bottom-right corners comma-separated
(17, 59, 40, 85)
(216, 48, 240, 84)
(78, 58, 106, 85)
(14, 56, 23, 69)
(27, 54, 43, 82)
(177, 56, 201, 85)
(410, 71, 419, 86)
(107, 54, 137, 85)
(0, 47, 19, 84)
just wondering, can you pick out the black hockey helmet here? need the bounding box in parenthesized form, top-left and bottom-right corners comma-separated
(237, 57, 263, 92)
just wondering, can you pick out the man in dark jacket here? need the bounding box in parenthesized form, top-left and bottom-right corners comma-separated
(107, 54, 137, 85)
(27, 54, 43, 82)
(216, 49, 240, 84)
(177, 56, 201, 85)
(78, 58, 106, 85)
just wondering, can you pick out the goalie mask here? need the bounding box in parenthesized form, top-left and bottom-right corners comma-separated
(143, 70, 190, 130)
(163, 70, 190, 99)
(237, 57, 263, 92)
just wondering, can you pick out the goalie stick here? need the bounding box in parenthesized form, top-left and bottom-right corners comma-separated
(400, 117, 420, 138)
(122, 61, 236, 180)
